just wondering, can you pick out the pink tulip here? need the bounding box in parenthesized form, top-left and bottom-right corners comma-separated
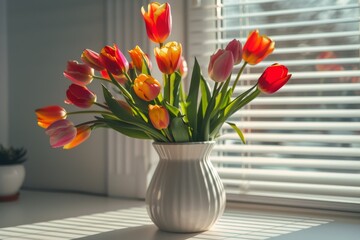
(178, 56, 188, 78)
(225, 39, 242, 65)
(63, 61, 94, 86)
(63, 125, 91, 149)
(81, 49, 105, 71)
(45, 119, 77, 148)
(100, 44, 129, 76)
(208, 49, 234, 82)
(65, 84, 97, 108)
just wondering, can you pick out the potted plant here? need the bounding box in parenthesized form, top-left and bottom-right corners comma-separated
(0, 145, 26, 201)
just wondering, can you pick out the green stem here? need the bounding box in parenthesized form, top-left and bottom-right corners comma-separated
(94, 102, 109, 109)
(93, 75, 112, 83)
(67, 110, 114, 117)
(162, 129, 173, 142)
(75, 120, 100, 128)
(230, 62, 247, 95)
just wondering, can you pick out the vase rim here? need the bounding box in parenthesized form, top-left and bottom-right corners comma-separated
(153, 141, 216, 146)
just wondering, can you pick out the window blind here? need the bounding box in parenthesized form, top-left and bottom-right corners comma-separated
(186, 0, 360, 211)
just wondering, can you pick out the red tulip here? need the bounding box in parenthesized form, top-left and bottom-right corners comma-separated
(208, 49, 234, 82)
(133, 74, 161, 101)
(81, 49, 105, 71)
(243, 30, 275, 65)
(148, 105, 170, 130)
(154, 41, 182, 74)
(225, 39, 243, 65)
(35, 105, 67, 128)
(100, 70, 127, 85)
(128, 45, 152, 71)
(63, 61, 94, 86)
(141, 2, 172, 44)
(45, 119, 77, 148)
(100, 44, 129, 76)
(65, 84, 97, 108)
(258, 63, 291, 94)
(63, 125, 91, 149)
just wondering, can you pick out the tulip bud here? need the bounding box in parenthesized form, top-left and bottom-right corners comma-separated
(63, 125, 91, 149)
(35, 105, 67, 128)
(258, 63, 292, 94)
(133, 74, 161, 101)
(81, 49, 105, 71)
(243, 30, 275, 65)
(225, 39, 243, 65)
(45, 119, 77, 148)
(154, 41, 182, 74)
(208, 49, 234, 82)
(63, 60, 94, 86)
(100, 44, 129, 76)
(141, 2, 172, 44)
(65, 84, 97, 108)
(128, 45, 152, 71)
(148, 105, 170, 130)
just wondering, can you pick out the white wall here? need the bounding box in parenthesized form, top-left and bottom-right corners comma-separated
(7, 0, 108, 194)
(3, 0, 186, 196)
(0, 0, 9, 146)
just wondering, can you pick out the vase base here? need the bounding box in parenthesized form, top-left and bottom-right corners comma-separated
(0, 192, 20, 202)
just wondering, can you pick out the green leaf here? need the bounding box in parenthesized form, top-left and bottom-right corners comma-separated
(102, 85, 168, 142)
(186, 58, 201, 140)
(99, 117, 152, 140)
(141, 55, 151, 75)
(170, 117, 190, 142)
(164, 102, 180, 117)
(226, 122, 246, 144)
(200, 75, 211, 117)
(107, 70, 134, 102)
(170, 72, 182, 107)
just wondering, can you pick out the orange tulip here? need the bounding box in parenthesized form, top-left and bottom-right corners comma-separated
(128, 45, 152, 71)
(35, 105, 67, 128)
(257, 63, 291, 94)
(148, 105, 170, 130)
(141, 2, 172, 44)
(154, 41, 182, 74)
(133, 74, 161, 101)
(243, 30, 275, 65)
(63, 125, 91, 149)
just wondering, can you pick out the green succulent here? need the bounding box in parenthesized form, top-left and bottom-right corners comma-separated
(0, 144, 27, 165)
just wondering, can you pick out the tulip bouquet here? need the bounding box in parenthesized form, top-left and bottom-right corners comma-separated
(35, 2, 291, 149)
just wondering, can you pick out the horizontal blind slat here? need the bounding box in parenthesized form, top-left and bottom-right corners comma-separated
(213, 145, 360, 157)
(211, 156, 360, 170)
(252, 96, 360, 105)
(217, 168, 360, 186)
(221, 180, 360, 198)
(232, 109, 360, 118)
(218, 133, 360, 144)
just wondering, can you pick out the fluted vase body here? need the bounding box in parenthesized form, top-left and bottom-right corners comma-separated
(146, 141, 226, 233)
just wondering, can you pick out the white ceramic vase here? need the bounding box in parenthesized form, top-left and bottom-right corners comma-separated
(0, 164, 25, 201)
(146, 141, 226, 233)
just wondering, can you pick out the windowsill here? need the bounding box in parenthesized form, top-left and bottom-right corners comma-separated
(0, 190, 359, 240)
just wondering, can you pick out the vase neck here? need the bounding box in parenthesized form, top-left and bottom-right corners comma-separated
(153, 142, 215, 161)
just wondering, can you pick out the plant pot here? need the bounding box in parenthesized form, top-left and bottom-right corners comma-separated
(146, 141, 226, 233)
(0, 164, 25, 202)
